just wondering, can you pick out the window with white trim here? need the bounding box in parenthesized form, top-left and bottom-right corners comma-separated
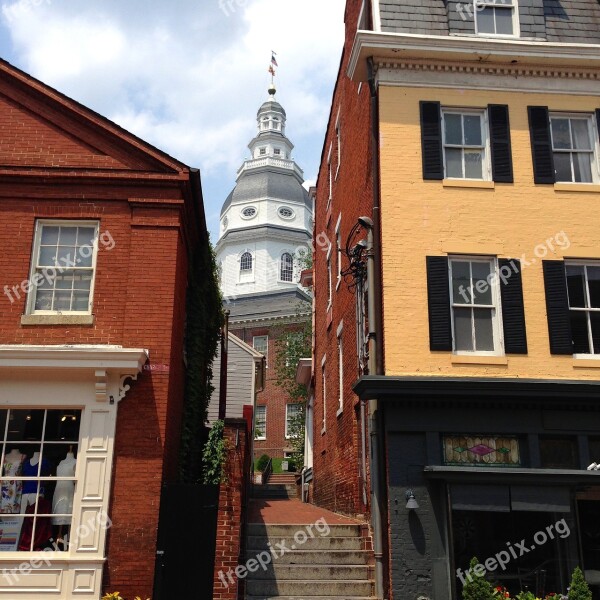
(566, 263, 600, 354)
(285, 404, 302, 439)
(335, 215, 342, 286)
(450, 257, 503, 354)
(335, 110, 341, 177)
(550, 114, 599, 184)
(442, 109, 491, 180)
(280, 253, 294, 282)
(475, 0, 519, 37)
(326, 245, 333, 308)
(0, 409, 81, 552)
(254, 406, 266, 440)
(327, 143, 333, 207)
(253, 335, 268, 365)
(337, 326, 344, 414)
(321, 358, 327, 433)
(27, 221, 99, 315)
(240, 252, 253, 273)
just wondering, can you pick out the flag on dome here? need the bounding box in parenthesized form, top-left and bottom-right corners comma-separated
(271, 51, 278, 67)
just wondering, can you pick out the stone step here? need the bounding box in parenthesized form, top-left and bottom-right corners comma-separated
(250, 564, 370, 580)
(252, 485, 297, 499)
(246, 535, 363, 552)
(247, 549, 372, 565)
(247, 524, 362, 538)
(245, 579, 374, 597)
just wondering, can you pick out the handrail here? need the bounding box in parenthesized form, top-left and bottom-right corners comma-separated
(263, 458, 273, 485)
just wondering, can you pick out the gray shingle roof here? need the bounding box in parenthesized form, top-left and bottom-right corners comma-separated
(378, 0, 600, 43)
(225, 289, 311, 323)
(221, 169, 311, 216)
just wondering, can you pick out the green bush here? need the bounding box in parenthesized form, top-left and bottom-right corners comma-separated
(256, 454, 270, 472)
(462, 557, 495, 600)
(568, 566, 592, 600)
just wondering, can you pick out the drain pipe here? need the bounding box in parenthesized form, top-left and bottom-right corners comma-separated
(366, 55, 386, 599)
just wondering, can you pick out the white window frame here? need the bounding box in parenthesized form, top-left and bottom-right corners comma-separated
(474, 0, 520, 38)
(252, 335, 268, 365)
(326, 244, 333, 310)
(321, 354, 327, 435)
(239, 251, 254, 283)
(240, 206, 257, 220)
(285, 403, 302, 439)
(327, 143, 333, 209)
(337, 321, 344, 416)
(254, 405, 267, 440)
(279, 252, 294, 283)
(335, 108, 342, 179)
(26, 220, 100, 316)
(449, 256, 504, 356)
(565, 260, 600, 356)
(549, 113, 600, 184)
(442, 108, 491, 181)
(335, 213, 342, 290)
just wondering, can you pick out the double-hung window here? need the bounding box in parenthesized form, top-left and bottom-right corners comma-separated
(280, 253, 294, 282)
(550, 114, 599, 184)
(475, 0, 519, 36)
(254, 406, 266, 440)
(28, 221, 99, 315)
(285, 404, 302, 439)
(566, 263, 600, 355)
(0, 409, 81, 552)
(253, 335, 268, 364)
(450, 257, 503, 353)
(442, 110, 490, 180)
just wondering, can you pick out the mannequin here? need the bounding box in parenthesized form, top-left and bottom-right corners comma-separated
(52, 449, 76, 544)
(0, 449, 24, 514)
(21, 451, 50, 512)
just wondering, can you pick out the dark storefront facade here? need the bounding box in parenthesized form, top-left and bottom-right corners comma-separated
(355, 377, 600, 600)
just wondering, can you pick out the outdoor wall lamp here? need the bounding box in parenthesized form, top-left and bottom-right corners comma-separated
(405, 489, 419, 510)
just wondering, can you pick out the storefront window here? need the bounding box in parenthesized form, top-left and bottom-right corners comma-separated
(0, 409, 81, 552)
(540, 437, 579, 469)
(452, 484, 578, 596)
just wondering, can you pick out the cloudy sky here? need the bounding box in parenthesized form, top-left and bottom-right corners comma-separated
(0, 0, 346, 239)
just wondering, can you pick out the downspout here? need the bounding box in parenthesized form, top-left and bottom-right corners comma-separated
(367, 56, 386, 600)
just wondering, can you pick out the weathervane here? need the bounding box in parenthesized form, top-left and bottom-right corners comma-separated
(268, 51, 278, 95)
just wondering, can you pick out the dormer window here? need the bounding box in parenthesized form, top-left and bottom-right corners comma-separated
(475, 0, 519, 37)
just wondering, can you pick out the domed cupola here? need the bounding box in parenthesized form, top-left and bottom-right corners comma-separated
(215, 84, 313, 299)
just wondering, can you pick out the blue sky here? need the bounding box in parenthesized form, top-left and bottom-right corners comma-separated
(0, 0, 346, 239)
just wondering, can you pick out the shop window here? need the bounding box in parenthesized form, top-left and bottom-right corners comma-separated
(0, 409, 81, 552)
(589, 437, 600, 464)
(443, 435, 521, 466)
(540, 437, 579, 469)
(27, 221, 99, 315)
(254, 406, 266, 440)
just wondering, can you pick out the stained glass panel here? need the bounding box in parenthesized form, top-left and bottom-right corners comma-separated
(443, 435, 520, 466)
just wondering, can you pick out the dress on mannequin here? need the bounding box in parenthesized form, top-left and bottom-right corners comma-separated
(21, 453, 51, 512)
(18, 497, 53, 551)
(0, 450, 24, 514)
(52, 453, 76, 526)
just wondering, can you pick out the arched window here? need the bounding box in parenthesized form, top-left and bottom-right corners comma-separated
(280, 252, 293, 282)
(240, 252, 253, 273)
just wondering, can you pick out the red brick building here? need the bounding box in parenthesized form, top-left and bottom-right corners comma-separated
(311, 0, 374, 518)
(0, 58, 217, 599)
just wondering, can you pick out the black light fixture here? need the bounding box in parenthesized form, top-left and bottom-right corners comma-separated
(405, 489, 419, 510)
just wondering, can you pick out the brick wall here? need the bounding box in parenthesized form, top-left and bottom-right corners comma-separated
(311, 0, 374, 518)
(213, 419, 251, 600)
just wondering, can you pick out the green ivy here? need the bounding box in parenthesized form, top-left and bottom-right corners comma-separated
(201, 419, 228, 484)
(179, 238, 222, 483)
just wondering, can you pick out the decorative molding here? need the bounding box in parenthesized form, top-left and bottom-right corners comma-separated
(118, 372, 140, 401)
(94, 370, 107, 403)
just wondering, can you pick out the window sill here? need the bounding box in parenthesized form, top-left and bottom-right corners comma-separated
(443, 179, 495, 189)
(255, 437, 266, 441)
(321, 426, 327, 436)
(573, 357, 600, 369)
(554, 183, 600, 193)
(451, 354, 508, 365)
(21, 314, 95, 326)
(336, 407, 343, 418)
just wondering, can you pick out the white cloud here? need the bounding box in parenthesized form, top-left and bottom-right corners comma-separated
(0, 0, 345, 235)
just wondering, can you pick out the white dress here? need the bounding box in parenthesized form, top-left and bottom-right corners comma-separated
(52, 458, 76, 526)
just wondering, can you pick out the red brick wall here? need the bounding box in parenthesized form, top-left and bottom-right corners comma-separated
(231, 321, 306, 462)
(0, 83, 207, 598)
(213, 419, 251, 600)
(311, 0, 374, 518)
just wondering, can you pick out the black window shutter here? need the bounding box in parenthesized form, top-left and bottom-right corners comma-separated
(498, 259, 527, 354)
(596, 110, 600, 143)
(542, 261, 573, 355)
(488, 105, 514, 183)
(420, 101, 444, 180)
(528, 106, 555, 184)
(426, 256, 452, 351)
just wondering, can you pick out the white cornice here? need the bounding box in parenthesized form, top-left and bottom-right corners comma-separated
(348, 30, 600, 82)
(0, 345, 148, 372)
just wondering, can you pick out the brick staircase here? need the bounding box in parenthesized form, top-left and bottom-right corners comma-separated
(244, 522, 375, 599)
(252, 473, 298, 499)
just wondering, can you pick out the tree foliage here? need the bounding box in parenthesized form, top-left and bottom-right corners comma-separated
(568, 566, 592, 600)
(462, 557, 495, 600)
(201, 419, 228, 485)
